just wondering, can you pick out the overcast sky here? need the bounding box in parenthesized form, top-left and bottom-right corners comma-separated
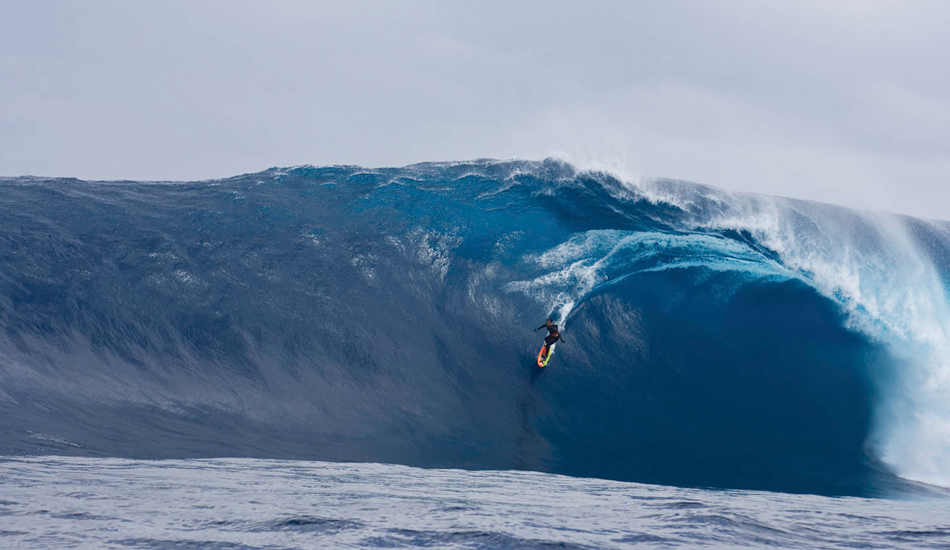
(2, 1, 949, 219)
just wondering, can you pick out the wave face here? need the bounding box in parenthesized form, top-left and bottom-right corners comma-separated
(2, 159, 949, 496)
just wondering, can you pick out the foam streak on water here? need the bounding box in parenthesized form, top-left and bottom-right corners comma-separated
(0, 456, 948, 550)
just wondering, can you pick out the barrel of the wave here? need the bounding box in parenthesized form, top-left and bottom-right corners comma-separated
(537, 343, 555, 368)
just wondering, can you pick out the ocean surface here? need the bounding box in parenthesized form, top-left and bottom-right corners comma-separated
(2, 158, 950, 546)
(2, 456, 950, 550)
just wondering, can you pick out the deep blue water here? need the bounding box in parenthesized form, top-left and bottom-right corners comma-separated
(2, 159, 950, 497)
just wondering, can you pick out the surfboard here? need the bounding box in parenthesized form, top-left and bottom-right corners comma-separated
(537, 342, 555, 368)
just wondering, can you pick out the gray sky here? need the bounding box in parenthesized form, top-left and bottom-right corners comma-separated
(2, 1, 949, 219)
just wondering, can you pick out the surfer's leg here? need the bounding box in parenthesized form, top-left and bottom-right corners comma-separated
(542, 335, 557, 358)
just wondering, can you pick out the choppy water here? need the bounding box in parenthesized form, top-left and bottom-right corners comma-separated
(1, 456, 948, 549)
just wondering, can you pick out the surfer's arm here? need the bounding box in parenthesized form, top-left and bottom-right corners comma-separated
(535, 324, 546, 331)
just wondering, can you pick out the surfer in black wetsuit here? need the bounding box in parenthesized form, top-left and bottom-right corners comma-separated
(535, 319, 564, 358)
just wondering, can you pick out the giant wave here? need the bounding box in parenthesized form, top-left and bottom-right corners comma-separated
(1, 159, 948, 496)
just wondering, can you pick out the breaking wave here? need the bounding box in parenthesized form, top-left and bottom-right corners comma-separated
(2, 159, 948, 496)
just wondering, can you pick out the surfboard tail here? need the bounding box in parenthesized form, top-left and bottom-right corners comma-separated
(537, 343, 553, 368)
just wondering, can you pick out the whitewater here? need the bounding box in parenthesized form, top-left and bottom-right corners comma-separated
(2, 159, 950, 546)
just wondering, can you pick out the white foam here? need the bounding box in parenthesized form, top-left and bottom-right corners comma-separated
(506, 229, 792, 328)
(512, 165, 950, 487)
(678, 188, 950, 487)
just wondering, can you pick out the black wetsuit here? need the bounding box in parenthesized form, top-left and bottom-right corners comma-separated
(536, 322, 564, 351)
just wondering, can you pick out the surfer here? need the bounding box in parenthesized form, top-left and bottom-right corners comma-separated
(534, 319, 564, 359)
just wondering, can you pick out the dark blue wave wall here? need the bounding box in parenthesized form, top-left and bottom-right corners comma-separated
(0, 160, 936, 495)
